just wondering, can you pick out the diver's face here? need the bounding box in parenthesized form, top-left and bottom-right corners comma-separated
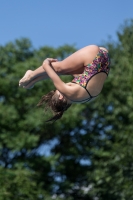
(55, 90, 64, 100)
(55, 90, 72, 104)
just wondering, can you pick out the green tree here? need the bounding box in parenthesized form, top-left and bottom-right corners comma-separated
(0, 39, 79, 199)
(0, 19, 133, 200)
(87, 19, 133, 200)
(50, 20, 133, 200)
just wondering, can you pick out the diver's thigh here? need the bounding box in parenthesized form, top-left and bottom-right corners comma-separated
(58, 45, 99, 73)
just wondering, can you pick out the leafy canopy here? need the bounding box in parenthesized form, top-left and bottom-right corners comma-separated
(0, 20, 133, 200)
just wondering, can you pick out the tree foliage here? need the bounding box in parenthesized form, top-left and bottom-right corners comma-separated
(0, 20, 133, 200)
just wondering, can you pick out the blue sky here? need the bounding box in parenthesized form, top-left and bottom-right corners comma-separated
(0, 0, 133, 49)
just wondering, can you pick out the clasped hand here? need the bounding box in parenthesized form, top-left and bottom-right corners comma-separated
(42, 58, 58, 69)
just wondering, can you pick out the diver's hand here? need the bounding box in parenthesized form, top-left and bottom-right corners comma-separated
(42, 58, 58, 68)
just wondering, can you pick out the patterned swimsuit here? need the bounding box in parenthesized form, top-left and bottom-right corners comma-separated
(71, 48, 111, 103)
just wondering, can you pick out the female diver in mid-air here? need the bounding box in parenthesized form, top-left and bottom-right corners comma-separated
(19, 45, 111, 122)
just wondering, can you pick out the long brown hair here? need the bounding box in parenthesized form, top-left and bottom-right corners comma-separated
(37, 90, 71, 122)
